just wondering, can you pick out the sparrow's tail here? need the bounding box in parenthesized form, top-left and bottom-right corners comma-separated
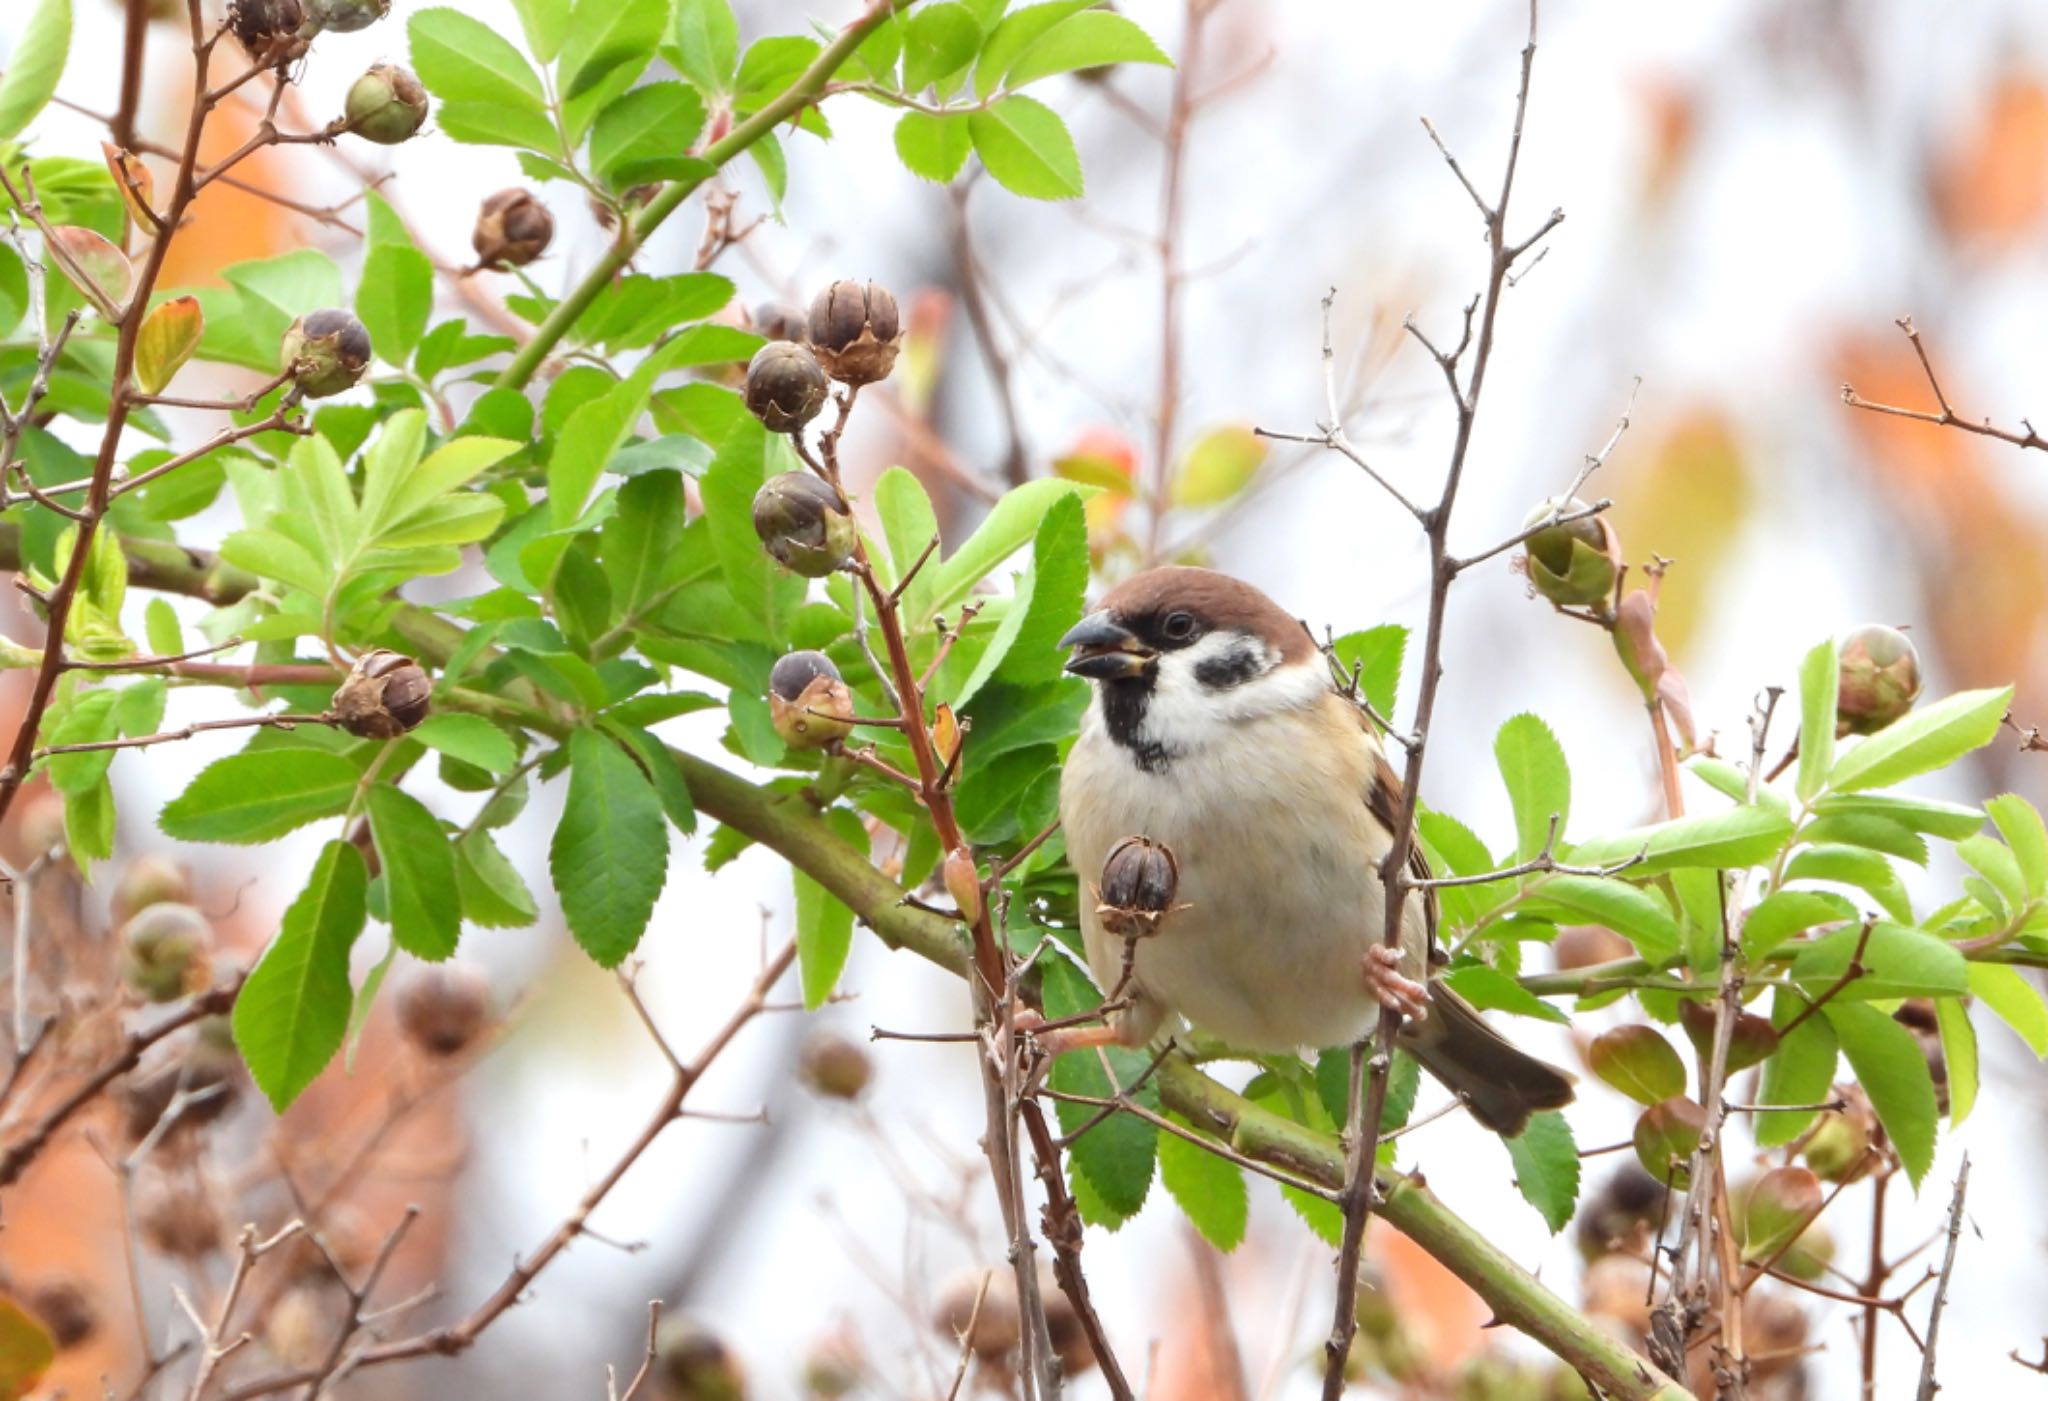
(1400, 985, 1576, 1137)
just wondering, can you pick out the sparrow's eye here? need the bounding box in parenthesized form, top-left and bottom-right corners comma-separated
(1160, 610, 1199, 643)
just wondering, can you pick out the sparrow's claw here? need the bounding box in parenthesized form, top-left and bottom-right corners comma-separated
(1364, 945, 1430, 1022)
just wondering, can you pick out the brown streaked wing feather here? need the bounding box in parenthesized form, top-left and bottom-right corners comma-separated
(1359, 719, 1440, 951)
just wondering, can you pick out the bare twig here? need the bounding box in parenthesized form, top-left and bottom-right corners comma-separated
(1914, 1155, 1971, 1401)
(1842, 317, 2048, 453)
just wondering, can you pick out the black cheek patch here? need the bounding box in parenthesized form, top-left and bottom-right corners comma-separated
(1194, 644, 1264, 691)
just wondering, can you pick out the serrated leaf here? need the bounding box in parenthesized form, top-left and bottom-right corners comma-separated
(1824, 1001, 1938, 1187)
(1158, 1114, 1248, 1252)
(1042, 951, 1155, 1224)
(0, 0, 70, 142)
(1330, 625, 1405, 721)
(1809, 792, 1983, 840)
(410, 7, 548, 108)
(160, 749, 358, 844)
(1567, 803, 1794, 875)
(511, 0, 570, 62)
(1967, 962, 2048, 1056)
(367, 786, 461, 960)
(1495, 713, 1570, 862)
(411, 714, 517, 775)
(1796, 639, 1836, 802)
(134, 294, 203, 395)
(958, 492, 1088, 703)
(1987, 793, 2048, 899)
(671, 0, 739, 94)
(1002, 9, 1170, 88)
(455, 829, 539, 927)
(901, 3, 979, 91)
(232, 841, 369, 1111)
(1935, 995, 1977, 1124)
(549, 729, 667, 966)
(893, 110, 972, 182)
(590, 81, 707, 190)
(1756, 987, 1838, 1147)
(1503, 1111, 1579, 1232)
(924, 478, 1089, 622)
(1785, 845, 1913, 923)
(1529, 876, 1680, 964)
(144, 597, 182, 656)
(1741, 889, 1851, 961)
(1826, 685, 2012, 794)
(975, 0, 1093, 99)
(43, 689, 119, 796)
(558, 0, 666, 101)
(1442, 964, 1568, 1023)
(356, 244, 433, 364)
(970, 94, 1083, 200)
(1790, 921, 1966, 1000)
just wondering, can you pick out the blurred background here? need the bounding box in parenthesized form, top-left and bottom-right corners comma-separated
(5, 0, 2048, 1396)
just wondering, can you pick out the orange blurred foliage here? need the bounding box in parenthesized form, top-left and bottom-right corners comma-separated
(1932, 75, 2048, 248)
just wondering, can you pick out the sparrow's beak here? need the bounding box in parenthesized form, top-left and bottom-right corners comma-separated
(1061, 612, 1154, 680)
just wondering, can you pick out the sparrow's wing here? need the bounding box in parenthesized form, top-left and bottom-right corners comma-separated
(1353, 707, 1444, 962)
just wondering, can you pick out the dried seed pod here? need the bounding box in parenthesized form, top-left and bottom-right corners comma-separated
(279, 309, 371, 398)
(1520, 497, 1619, 609)
(751, 472, 854, 577)
(112, 853, 194, 925)
(932, 1272, 1022, 1366)
(135, 1171, 225, 1259)
(743, 342, 829, 434)
(653, 1317, 748, 1401)
(472, 188, 555, 269)
(1095, 835, 1180, 940)
(229, 0, 308, 57)
(751, 301, 808, 343)
(1837, 624, 1922, 735)
(26, 1278, 96, 1350)
(331, 649, 431, 738)
(768, 650, 855, 748)
(806, 279, 902, 385)
(1574, 1164, 1670, 1263)
(343, 63, 429, 145)
(395, 964, 491, 1057)
(1801, 1105, 1875, 1183)
(797, 1031, 872, 1100)
(120, 902, 213, 1003)
(303, 0, 391, 33)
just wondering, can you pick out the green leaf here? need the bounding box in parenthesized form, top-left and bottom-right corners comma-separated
(1756, 987, 1838, 1147)
(1791, 921, 1967, 1000)
(144, 597, 182, 656)
(1956, 833, 2025, 915)
(1330, 625, 1405, 721)
(975, 0, 1093, 99)
(1502, 1111, 1579, 1232)
(1967, 963, 2048, 1056)
(436, 100, 559, 152)
(410, 714, 517, 775)
(1986, 793, 2048, 898)
(356, 243, 433, 364)
(893, 110, 972, 183)
(1003, 9, 1169, 88)
(1824, 1001, 1938, 1187)
(924, 478, 1088, 622)
(590, 81, 707, 189)
(511, 0, 570, 62)
(0, 0, 71, 141)
(43, 689, 118, 796)
(1441, 964, 1568, 1024)
(134, 294, 205, 395)
(969, 94, 1084, 200)
(1495, 713, 1570, 862)
(1825, 685, 2012, 794)
(1042, 951, 1155, 1224)
(957, 492, 1088, 703)
(160, 750, 358, 844)
(671, 0, 739, 94)
(1567, 803, 1794, 876)
(901, 3, 980, 90)
(1785, 845, 1913, 924)
(455, 829, 539, 927)
(1530, 876, 1680, 964)
(558, 0, 667, 100)
(701, 417, 802, 639)
(1158, 1114, 1248, 1252)
(873, 464, 941, 612)
(232, 841, 369, 1111)
(64, 777, 113, 870)
(549, 729, 668, 966)
(1799, 813, 1928, 865)
(796, 809, 868, 1009)
(1936, 995, 1977, 1125)
(1795, 639, 1837, 802)
(602, 470, 691, 621)
(1741, 889, 1851, 961)
(410, 7, 548, 109)
(367, 786, 461, 960)
(1170, 423, 1266, 508)
(1809, 792, 1983, 840)
(0, 1293, 56, 1398)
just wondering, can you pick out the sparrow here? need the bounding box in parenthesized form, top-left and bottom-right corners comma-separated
(1050, 565, 1574, 1136)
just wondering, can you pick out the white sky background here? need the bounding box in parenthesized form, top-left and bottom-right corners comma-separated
(12, 0, 2048, 1396)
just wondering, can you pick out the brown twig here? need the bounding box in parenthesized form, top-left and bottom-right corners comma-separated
(1914, 1154, 1971, 1401)
(1841, 317, 2048, 453)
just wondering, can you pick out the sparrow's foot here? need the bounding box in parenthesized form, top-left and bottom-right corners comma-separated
(1015, 1009, 1125, 1060)
(1364, 945, 1429, 1022)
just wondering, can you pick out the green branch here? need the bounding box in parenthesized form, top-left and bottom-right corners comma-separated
(489, 0, 916, 392)
(43, 526, 1687, 1396)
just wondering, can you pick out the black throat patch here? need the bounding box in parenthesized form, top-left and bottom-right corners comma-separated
(1099, 677, 1171, 773)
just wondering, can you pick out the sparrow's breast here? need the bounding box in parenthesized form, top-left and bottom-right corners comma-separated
(1060, 695, 1427, 1052)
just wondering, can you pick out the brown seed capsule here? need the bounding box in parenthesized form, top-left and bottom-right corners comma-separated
(228, 0, 308, 60)
(279, 309, 371, 398)
(135, 1171, 225, 1259)
(751, 301, 808, 343)
(653, 1317, 748, 1401)
(120, 902, 213, 1003)
(1574, 1164, 1670, 1263)
(331, 649, 431, 738)
(1520, 497, 1620, 609)
(806, 279, 902, 385)
(1096, 835, 1180, 940)
(797, 1031, 873, 1100)
(1837, 624, 1922, 736)
(394, 964, 491, 1057)
(1894, 998, 1949, 1113)
(26, 1277, 96, 1350)
(344, 63, 429, 145)
(744, 342, 830, 434)
(1801, 1104, 1875, 1183)
(120, 1025, 243, 1140)
(751, 472, 855, 577)
(472, 188, 555, 270)
(768, 651, 856, 748)
(304, 0, 392, 34)
(933, 1272, 1023, 1365)
(112, 854, 194, 926)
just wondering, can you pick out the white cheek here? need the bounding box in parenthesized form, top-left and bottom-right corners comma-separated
(1137, 637, 1329, 752)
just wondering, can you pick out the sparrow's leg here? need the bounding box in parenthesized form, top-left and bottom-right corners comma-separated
(1364, 944, 1430, 1022)
(1013, 1009, 1127, 1060)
